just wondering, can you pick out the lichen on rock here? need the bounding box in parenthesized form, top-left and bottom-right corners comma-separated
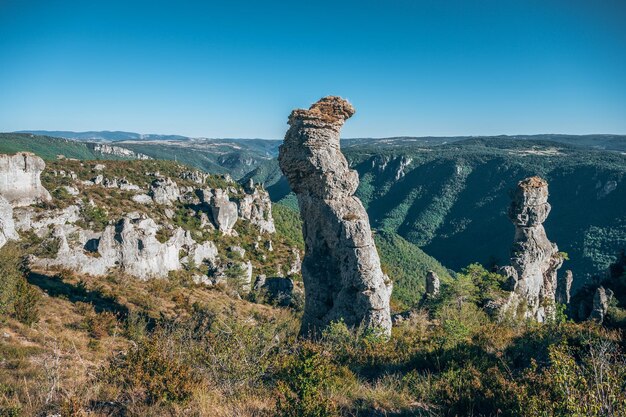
(278, 96, 392, 337)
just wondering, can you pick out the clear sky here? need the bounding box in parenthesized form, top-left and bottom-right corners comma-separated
(1, 0, 625, 138)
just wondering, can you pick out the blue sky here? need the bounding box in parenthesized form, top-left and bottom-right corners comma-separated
(1, 0, 625, 138)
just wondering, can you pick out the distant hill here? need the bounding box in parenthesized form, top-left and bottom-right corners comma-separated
(0, 133, 126, 160)
(15, 130, 189, 142)
(2, 132, 282, 180)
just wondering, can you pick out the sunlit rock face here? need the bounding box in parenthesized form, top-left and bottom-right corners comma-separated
(0, 152, 51, 207)
(278, 96, 392, 337)
(501, 176, 564, 321)
(0, 196, 18, 249)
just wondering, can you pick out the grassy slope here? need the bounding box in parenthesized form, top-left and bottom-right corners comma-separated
(0, 133, 115, 160)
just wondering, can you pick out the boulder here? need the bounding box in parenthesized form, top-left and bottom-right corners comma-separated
(589, 286, 614, 324)
(278, 96, 392, 337)
(424, 270, 440, 298)
(0, 153, 52, 207)
(149, 177, 180, 205)
(208, 189, 238, 234)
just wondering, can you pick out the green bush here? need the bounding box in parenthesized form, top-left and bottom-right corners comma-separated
(0, 243, 40, 325)
(106, 331, 199, 404)
(276, 343, 337, 417)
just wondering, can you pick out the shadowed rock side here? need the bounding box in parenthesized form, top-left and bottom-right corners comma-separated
(501, 176, 564, 321)
(278, 96, 392, 337)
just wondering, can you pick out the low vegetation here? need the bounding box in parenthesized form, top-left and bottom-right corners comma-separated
(1, 238, 624, 416)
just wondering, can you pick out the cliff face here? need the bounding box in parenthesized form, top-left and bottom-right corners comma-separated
(278, 96, 392, 337)
(0, 153, 51, 207)
(502, 176, 564, 321)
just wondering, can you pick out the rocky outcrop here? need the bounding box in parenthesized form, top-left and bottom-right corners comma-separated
(501, 176, 564, 321)
(589, 286, 614, 323)
(238, 187, 275, 234)
(556, 270, 573, 305)
(150, 177, 180, 205)
(206, 189, 238, 234)
(278, 96, 392, 337)
(34, 212, 217, 280)
(256, 276, 296, 307)
(92, 144, 151, 160)
(0, 153, 51, 207)
(0, 196, 18, 248)
(424, 271, 440, 298)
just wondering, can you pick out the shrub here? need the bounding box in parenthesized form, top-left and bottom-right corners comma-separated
(0, 243, 39, 325)
(12, 277, 41, 326)
(106, 332, 199, 404)
(276, 343, 337, 417)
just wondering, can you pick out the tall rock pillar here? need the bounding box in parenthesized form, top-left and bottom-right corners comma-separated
(502, 176, 564, 321)
(278, 96, 392, 337)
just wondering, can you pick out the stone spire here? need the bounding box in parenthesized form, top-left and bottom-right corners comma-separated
(278, 96, 392, 337)
(501, 176, 564, 321)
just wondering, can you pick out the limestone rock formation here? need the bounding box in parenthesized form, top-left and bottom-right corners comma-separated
(278, 96, 392, 337)
(150, 177, 180, 205)
(556, 270, 573, 305)
(258, 277, 296, 307)
(424, 270, 440, 298)
(0, 153, 51, 207)
(34, 212, 218, 280)
(501, 176, 564, 321)
(207, 189, 238, 234)
(0, 196, 18, 249)
(238, 187, 276, 234)
(589, 286, 614, 323)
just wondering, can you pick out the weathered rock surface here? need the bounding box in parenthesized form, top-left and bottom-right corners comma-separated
(0, 196, 18, 248)
(150, 177, 180, 205)
(589, 286, 614, 323)
(424, 270, 440, 298)
(556, 270, 573, 305)
(278, 96, 392, 337)
(34, 213, 218, 280)
(0, 153, 52, 207)
(238, 187, 275, 234)
(501, 176, 564, 321)
(258, 277, 296, 307)
(206, 188, 238, 234)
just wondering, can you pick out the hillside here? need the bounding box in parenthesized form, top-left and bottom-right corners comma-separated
(1, 153, 625, 417)
(247, 137, 626, 288)
(3, 133, 281, 179)
(0, 133, 126, 160)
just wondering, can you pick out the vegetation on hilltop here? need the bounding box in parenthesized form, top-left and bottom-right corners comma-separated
(0, 133, 123, 160)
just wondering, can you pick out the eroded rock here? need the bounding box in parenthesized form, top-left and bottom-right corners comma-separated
(589, 286, 614, 323)
(556, 270, 573, 305)
(0, 196, 18, 248)
(0, 153, 51, 207)
(150, 177, 180, 205)
(278, 96, 392, 337)
(500, 176, 564, 321)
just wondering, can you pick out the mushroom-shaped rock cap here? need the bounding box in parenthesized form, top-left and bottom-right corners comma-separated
(288, 96, 355, 130)
(519, 176, 548, 190)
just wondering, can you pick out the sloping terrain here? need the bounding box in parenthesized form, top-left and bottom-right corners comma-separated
(247, 137, 626, 288)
